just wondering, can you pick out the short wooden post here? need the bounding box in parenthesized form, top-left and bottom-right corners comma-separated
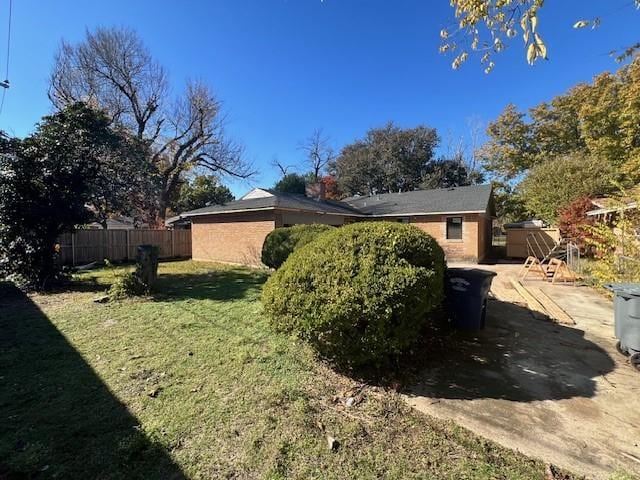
(171, 230, 175, 257)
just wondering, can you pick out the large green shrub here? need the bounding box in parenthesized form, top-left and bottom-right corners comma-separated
(261, 222, 445, 366)
(0, 103, 140, 290)
(261, 224, 334, 269)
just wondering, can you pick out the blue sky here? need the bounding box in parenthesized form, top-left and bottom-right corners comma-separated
(0, 0, 638, 196)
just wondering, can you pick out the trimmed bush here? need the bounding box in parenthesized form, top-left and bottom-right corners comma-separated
(261, 224, 334, 269)
(261, 222, 445, 366)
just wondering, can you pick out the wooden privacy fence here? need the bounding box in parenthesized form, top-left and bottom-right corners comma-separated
(57, 229, 192, 266)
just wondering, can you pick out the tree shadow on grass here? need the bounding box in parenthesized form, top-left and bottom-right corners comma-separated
(152, 268, 269, 302)
(339, 299, 615, 403)
(0, 283, 187, 480)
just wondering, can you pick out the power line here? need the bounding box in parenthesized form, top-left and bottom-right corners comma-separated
(0, 0, 12, 116)
(5, 0, 11, 80)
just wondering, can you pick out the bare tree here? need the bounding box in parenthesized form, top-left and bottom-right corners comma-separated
(49, 27, 253, 223)
(270, 156, 293, 177)
(466, 115, 485, 175)
(441, 119, 486, 183)
(299, 129, 334, 182)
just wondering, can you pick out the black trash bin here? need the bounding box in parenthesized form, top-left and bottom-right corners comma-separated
(604, 283, 640, 371)
(445, 267, 497, 330)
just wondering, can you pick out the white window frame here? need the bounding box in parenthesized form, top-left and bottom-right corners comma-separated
(445, 215, 464, 241)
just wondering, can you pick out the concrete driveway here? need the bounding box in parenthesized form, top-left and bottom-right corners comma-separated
(407, 263, 640, 479)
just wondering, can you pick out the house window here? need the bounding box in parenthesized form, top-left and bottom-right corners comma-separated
(446, 217, 463, 240)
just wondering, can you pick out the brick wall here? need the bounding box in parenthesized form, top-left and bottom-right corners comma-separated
(191, 211, 275, 266)
(410, 214, 481, 261)
(477, 213, 492, 262)
(190, 209, 489, 266)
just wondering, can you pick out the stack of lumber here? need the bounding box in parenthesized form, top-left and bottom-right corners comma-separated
(507, 278, 575, 325)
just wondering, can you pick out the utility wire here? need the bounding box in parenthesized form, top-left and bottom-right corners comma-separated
(0, 0, 12, 117)
(5, 0, 11, 80)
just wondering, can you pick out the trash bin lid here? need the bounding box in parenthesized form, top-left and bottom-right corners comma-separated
(604, 283, 640, 296)
(446, 267, 497, 280)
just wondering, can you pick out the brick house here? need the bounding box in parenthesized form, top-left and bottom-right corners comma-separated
(178, 184, 495, 265)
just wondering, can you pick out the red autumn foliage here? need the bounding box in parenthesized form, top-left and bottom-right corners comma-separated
(558, 196, 597, 256)
(320, 175, 342, 200)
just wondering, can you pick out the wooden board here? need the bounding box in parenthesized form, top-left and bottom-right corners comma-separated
(528, 287, 575, 325)
(509, 278, 576, 325)
(509, 279, 549, 320)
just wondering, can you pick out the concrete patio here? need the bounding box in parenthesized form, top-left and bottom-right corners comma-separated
(407, 263, 640, 479)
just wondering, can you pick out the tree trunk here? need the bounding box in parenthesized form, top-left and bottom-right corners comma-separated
(156, 189, 170, 228)
(135, 244, 159, 293)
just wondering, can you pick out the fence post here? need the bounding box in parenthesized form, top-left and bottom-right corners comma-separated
(102, 229, 106, 263)
(71, 232, 76, 267)
(171, 230, 175, 258)
(126, 229, 131, 261)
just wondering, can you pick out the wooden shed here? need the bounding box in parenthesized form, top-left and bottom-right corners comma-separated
(505, 224, 560, 259)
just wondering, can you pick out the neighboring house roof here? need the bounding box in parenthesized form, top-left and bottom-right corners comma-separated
(165, 215, 191, 228)
(240, 187, 273, 200)
(504, 219, 547, 229)
(178, 184, 494, 219)
(343, 184, 494, 216)
(587, 202, 638, 217)
(85, 216, 146, 230)
(180, 189, 362, 218)
(587, 187, 640, 216)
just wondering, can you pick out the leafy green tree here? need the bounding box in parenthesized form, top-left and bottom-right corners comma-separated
(479, 103, 536, 181)
(170, 175, 233, 213)
(274, 173, 307, 195)
(420, 156, 484, 189)
(0, 104, 136, 289)
(334, 122, 439, 195)
(518, 154, 615, 223)
(482, 57, 640, 223)
(491, 181, 527, 225)
(332, 141, 385, 196)
(88, 128, 158, 229)
(528, 88, 587, 160)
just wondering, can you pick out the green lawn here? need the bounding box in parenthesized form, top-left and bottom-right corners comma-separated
(1, 260, 573, 479)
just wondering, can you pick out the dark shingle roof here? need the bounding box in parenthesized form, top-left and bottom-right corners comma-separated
(180, 184, 493, 218)
(181, 190, 362, 217)
(343, 184, 493, 215)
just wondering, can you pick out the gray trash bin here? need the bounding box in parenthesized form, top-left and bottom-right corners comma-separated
(604, 283, 640, 371)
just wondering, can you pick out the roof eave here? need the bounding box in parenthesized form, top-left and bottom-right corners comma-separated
(587, 202, 637, 216)
(182, 207, 488, 219)
(181, 206, 365, 218)
(368, 210, 487, 217)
